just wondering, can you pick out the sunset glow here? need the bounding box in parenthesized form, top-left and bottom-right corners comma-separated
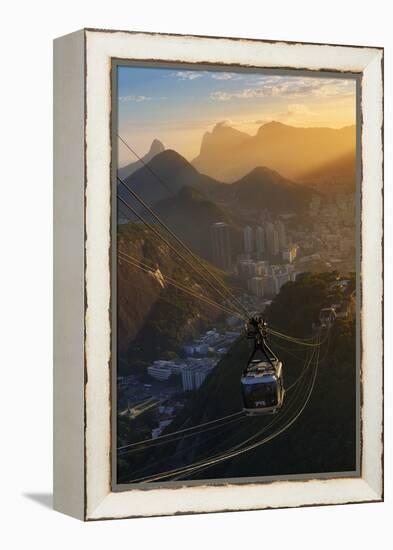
(118, 66, 356, 165)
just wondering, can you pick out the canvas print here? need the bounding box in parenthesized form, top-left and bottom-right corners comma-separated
(114, 64, 358, 486)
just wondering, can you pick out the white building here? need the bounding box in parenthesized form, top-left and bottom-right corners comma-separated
(273, 270, 290, 294)
(238, 259, 258, 279)
(181, 364, 213, 391)
(194, 366, 211, 389)
(256, 260, 270, 276)
(181, 367, 195, 391)
(147, 361, 174, 381)
(183, 341, 209, 356)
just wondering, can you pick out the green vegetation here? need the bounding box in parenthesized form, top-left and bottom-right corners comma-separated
(266, 271, 347, 336)
(118, 272, 357, 483)
(117, 222, 231, 375)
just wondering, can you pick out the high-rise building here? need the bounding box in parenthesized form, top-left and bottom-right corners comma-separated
(273, 270, 290, 294)
(181, 364, 212, 391)
(265, 222, 280, 257)
(243, 226, 254, 254)
(255, 260, 269, 276)
(181, 367, 195, 391)
(275, 220, 287, 249)
(255, 226, 266, 259)
(210, 222, 232, 271)
(248, 276, 265, 298)
(238, 259, 257, 280)
(282, 244, 299, 263)
(194, 366, 211, 389)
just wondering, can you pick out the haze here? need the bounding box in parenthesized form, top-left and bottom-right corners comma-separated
(117, 65, 356, 167)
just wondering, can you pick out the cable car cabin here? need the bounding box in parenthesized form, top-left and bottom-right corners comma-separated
(319, 307, 336, 329)
(241, 359, 285, 415)
(241, 317, 285, 415)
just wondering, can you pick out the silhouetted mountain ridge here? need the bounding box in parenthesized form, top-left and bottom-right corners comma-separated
(118, 148, 313, 224)
(192, 121, 356, 183)
(231, 166, 312, 212)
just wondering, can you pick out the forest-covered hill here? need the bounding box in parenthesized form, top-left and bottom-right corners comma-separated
(118, 272, 357, 483)
(117, 222, 231, 371)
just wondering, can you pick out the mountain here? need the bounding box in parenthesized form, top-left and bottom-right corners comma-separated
(118, 149, 224, 219)
(118, 149, 313, 234)
(192, 121, 356, 183)
(192, 123, 251, 182)
(118, 139, 165, 180)
(231, 166, 312, 213)
(299, 150, 356, 192)
(154, 186, 236, 261)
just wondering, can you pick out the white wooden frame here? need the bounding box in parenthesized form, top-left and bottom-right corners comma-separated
(53, 28, 383, 521)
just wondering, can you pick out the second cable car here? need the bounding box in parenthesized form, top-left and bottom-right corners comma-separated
(241, 317, 285, 415)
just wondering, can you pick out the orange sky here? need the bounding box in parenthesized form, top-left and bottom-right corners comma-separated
(118, 68, 357, 164)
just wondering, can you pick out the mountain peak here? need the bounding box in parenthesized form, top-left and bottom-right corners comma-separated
(149, 138, 165, 155)
(118, 139, 165, 180)
(196, 123, 250, 165)
(257, 121, 291, 134)
(150, 148, 192, 169)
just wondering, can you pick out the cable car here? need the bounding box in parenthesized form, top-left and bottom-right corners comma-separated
(319, 307, 336, 329)
(241, 317, 285, 415)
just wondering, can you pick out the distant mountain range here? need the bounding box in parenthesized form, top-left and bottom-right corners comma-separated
(119, 147, 313, 213)
(117, 148, 314, 260)
(192, 121, 356, 185)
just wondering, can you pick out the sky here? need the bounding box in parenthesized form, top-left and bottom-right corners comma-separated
(117, 65, 357, 166)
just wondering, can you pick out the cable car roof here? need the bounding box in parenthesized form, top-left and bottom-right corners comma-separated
(242, 360, 282, 383)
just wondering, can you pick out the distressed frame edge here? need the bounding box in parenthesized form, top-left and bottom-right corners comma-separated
(53, 29, 86, 520)
(82, 30, 383, 521)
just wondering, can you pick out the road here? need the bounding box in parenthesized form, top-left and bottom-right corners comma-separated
(119, 397, 164, 419)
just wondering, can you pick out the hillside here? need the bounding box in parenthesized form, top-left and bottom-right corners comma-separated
(118, 149, 224, 216)
(231, 166, 312, 213)
(117, 222, 230, 370)
(154, 186, 239, 262)
(118, 272, 357, 482)
(118, 150, 311, 243)
(192, 121, 356, 183)
(299, 150, 356, 192)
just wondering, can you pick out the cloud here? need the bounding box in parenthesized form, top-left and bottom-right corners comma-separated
(210, 77, 356, 102)
(172, 71, 203, 80)
(210, 72, 236, 80)
(119, 95, 152, 102)
(210, 88, 267, 101)
(286, 103, 310, 115)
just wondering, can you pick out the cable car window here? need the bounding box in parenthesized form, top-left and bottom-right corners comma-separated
(242, 382, 278, 407)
